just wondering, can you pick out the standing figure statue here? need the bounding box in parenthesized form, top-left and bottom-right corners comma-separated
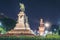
(20, 3, 25, 11)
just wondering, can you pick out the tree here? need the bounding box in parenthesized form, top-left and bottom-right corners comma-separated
(0, 27, 6, 34)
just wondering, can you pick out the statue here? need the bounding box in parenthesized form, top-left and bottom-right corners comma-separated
(20, 3, 25, 11)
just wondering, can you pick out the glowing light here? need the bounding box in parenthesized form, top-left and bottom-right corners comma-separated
(45, 30, 48, 34)
(0, 22, 2, 26)
(54, 29, 56, 31)
(44, 30, 48, 36)
(44, 22, 51, 28)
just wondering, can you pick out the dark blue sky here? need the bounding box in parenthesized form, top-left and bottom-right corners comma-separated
(0, 0, 60, 30)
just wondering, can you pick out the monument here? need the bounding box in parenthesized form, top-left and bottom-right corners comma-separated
(39, 19, 45, 36)
(6, 3, 34, 36)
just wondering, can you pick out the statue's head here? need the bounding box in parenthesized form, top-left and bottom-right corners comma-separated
(20, 3, 25, 11)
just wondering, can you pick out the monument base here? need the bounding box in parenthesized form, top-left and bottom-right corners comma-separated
(4, 29, 34, 36)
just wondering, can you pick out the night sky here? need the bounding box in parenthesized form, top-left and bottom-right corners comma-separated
(0, 0, 60, 30)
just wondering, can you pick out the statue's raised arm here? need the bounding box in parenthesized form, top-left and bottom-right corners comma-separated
(20, 3, 25, 11)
